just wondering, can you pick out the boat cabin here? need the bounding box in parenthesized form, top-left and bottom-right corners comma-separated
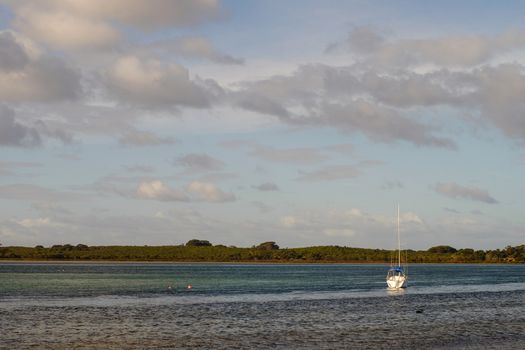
(387, 267, 405, 278)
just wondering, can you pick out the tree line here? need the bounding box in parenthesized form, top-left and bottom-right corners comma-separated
(0, 241, 524, 263)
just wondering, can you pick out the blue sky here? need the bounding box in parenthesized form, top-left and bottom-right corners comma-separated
(1, 0, 525, 249)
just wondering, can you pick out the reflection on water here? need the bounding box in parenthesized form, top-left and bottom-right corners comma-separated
(1, 263, 525, 349)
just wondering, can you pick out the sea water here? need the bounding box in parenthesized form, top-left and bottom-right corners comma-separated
(1, 263, 525, 349)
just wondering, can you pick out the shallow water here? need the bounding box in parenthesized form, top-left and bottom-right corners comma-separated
(1, 263, 525, 349)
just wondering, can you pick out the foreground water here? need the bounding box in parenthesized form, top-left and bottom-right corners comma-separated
(1, 263, 525, 349)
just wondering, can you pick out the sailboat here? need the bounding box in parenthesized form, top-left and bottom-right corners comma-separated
(386, 204, 407, 289)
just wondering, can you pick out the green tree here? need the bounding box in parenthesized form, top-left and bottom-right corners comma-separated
(255, 241, 279, 250)
(428, 245, 457, 253)
(186, 239, 212, 247)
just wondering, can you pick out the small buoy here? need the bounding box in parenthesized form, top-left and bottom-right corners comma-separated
(187, 284, 192, 289)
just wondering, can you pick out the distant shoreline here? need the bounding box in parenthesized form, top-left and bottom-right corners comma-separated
(0, 259, 390, 264)
(0, 259, 520, 265)
(1, 244, 524, 264)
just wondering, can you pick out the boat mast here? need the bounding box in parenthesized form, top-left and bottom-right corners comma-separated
(397, 204, 401, 267)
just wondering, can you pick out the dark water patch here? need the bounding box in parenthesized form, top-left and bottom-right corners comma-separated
(2, 263, 525, 349)
(1, 290, 525, 349)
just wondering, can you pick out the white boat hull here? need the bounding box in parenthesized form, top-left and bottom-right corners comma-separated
(387, 275, 407, 289)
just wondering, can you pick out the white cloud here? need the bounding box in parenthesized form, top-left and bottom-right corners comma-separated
(234, 64, 457, 148)
(0, 104, 75, 147)
(435, 182, 498, 204)
(176, 153, 225, 172)
(0, 105, 41, 147)
(280, 215, 297, 228)
(187, 181, 235, 202)
(4, 3, 525, 149)
(400, 212, 423, 224)
(8, 0, 222, 52)
(0, 31, 81, 102)
(16, 217, 52, 228)
(469, 64, 525, 141)
(0, 30, 29, 71)
(136, 180, 189, 202)
(136, 180, 235, 203)
(329, 26, 525, 67)
(14, 6, 120, 51)
(147, 36, 244, 65)
(320, 100, 455, 148)
(346, 208, 364, 217)
(106, 55, 215, 108)
(47, 0, 222, 29)
(229, 48, 525, 145)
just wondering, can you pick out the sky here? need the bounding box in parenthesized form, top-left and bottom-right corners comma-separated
(1, 0, 525, 250)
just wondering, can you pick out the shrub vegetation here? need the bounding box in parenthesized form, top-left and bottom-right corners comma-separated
(0, 242, 524, 263)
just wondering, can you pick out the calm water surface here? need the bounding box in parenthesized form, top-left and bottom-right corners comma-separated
(1, 263, 525, 349)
